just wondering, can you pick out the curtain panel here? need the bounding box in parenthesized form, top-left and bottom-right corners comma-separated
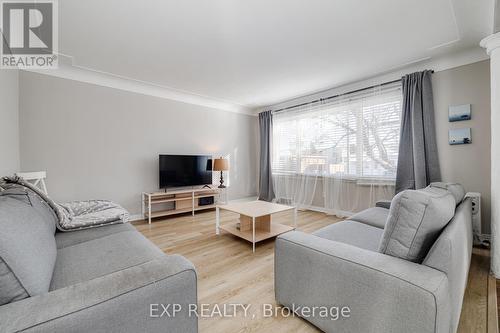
(258, 110, 275, 202)
(395, 70, 441, 193)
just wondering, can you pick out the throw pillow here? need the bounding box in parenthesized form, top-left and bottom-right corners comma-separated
(378, 186, 456, 263)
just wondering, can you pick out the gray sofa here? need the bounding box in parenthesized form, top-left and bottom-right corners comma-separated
(0, 185, 198, 333)
(275, 183, 472, 333)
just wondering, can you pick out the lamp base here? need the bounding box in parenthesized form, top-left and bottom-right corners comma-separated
(218, 171, 226, 189)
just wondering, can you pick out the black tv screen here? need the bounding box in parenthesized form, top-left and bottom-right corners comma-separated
(159, 155, 212, 188)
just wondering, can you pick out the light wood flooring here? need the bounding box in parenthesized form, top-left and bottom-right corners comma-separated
(133, 209, 496, 333)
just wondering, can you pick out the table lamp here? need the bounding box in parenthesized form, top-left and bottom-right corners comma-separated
(213, 157, 229, 188)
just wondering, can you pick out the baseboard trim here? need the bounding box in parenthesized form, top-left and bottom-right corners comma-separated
(129, 214, 144, 222)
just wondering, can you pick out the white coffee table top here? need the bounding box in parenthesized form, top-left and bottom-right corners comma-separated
(217, 200, 294, 217)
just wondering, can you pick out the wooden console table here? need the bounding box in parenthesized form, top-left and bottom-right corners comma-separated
(142, 187, 220, 224)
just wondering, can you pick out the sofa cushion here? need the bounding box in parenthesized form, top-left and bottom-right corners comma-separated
(348, 207, 389, 229)
(422, 199, 472, 333)
(50, 230, 164, 290)
(313, 220, 384, 252)
(378, 186, 456, 263)
(0, 186, 58, 305)
(55, 223, 134, 249)
(429, 182, 465, 206)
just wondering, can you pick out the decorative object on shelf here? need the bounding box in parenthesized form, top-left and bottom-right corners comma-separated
(449, 128, 472, 145)
(449, 104, 471, 122)
(213, 157, 229, 188)
(198, 196, 214, 206)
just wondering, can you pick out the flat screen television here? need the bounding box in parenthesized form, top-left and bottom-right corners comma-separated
(159, 154, 212, 189)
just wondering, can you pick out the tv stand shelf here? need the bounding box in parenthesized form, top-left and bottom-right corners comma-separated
(142, 187, 221, 224)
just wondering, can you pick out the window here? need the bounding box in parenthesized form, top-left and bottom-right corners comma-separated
(272, 84, 402, 181)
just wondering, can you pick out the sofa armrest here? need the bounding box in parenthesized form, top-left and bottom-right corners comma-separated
(375, 200, 391, 209)
(275, 231, 450, 333)
(0, 255, 198, 333)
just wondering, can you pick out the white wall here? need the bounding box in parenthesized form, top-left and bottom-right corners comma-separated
(433, 60, 491, 233)
(0, 70, 19, 176)
(18, 71, 258, 215)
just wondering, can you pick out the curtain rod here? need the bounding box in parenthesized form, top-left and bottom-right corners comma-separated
(271, 70, 434, 114)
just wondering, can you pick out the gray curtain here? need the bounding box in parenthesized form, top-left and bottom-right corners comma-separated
(395, 70, 441, 193)
(258, 110, 275, 201)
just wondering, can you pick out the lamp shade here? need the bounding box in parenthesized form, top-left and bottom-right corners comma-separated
(213, 158, 229, 171)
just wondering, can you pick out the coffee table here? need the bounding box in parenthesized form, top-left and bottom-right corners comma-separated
(216, 200, 297, 252)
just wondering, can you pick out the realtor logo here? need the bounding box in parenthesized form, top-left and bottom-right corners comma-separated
(0, 0, 58, 68)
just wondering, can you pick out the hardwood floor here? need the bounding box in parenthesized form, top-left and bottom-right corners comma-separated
(458, 247, 496, 333)
(133, 209, 495, 333)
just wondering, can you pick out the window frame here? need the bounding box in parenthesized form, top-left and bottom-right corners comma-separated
(271, 84, 402, 183)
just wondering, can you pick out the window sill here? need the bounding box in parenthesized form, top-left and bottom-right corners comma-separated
(272, 172, 396, 186)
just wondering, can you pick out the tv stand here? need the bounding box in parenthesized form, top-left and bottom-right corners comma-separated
(142, 187, 221, 224)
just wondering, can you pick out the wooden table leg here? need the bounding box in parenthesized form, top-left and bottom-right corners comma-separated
(216, 207, 220, 235)
(252, 216, 255, 253)
(148, 195, 151, 225)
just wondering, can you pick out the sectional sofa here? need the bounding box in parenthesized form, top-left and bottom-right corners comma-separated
(275, 183, 472, 333)
(0, 185, 198, 332)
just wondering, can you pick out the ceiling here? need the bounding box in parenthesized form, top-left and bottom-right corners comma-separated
(58, 0, 495, 109)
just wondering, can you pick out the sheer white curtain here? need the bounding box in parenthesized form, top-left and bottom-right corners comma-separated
(272, 83, 402, 217)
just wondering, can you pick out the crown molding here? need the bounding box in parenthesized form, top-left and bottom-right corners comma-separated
(255, 46, 489, 115)
(22, 58, 255, 116)
(480, 32, 500, 55)
(21, 45, 489, 117)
